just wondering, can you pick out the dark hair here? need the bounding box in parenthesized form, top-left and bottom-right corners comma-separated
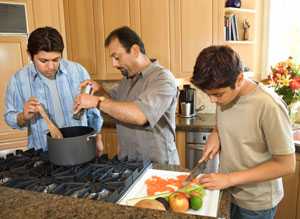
(191, 45, 243, 90)
(27, 26, 64, 58)
(105, 26, 146, 54)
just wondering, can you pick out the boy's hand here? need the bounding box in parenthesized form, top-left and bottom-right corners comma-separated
(198, 173, 233, 190)
(198, 130, 220, 163)
(23, 97, 40, 121)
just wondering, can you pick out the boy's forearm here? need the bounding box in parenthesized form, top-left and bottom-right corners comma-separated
(228, 153, 296, 187)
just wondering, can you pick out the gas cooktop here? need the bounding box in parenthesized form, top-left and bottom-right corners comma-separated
(0, 149, 151, 203)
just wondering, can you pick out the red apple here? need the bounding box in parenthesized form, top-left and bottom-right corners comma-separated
(168, 192, 189, 213)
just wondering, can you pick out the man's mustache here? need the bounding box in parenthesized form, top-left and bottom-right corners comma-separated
(118, 67, 129, 77)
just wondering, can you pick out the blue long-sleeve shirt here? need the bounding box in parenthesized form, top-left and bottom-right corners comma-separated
(4, 59, 103, 151)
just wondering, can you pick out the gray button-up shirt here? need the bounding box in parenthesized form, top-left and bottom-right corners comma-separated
(109, 60, 179, 164)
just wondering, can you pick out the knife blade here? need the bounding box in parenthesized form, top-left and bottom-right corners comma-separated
(182, 161, 207, 187)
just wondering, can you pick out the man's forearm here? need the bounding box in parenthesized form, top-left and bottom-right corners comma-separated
(94, 87, 111, 98)
(99, 98, 147, 126)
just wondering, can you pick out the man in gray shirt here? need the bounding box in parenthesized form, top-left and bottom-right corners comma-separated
(74, 26, 180, 165)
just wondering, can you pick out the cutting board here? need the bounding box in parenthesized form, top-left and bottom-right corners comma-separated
(118, 168, 220, 217)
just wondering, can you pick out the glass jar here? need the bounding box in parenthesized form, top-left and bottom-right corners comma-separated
(288, 101, 300, 124)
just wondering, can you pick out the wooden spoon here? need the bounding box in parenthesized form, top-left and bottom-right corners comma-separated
(38, 105, 63, 139)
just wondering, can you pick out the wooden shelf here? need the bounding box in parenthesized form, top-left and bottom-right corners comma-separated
(225, 7, 256, 14)
(225, 40, 255, 45)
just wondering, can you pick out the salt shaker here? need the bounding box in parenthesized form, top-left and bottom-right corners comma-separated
(73, 83, 93, 120)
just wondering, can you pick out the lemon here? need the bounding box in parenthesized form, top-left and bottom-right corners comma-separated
(190, 196, 203, 210)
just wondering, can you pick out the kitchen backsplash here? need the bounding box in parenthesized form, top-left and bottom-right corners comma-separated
(99, 79, 216, 114)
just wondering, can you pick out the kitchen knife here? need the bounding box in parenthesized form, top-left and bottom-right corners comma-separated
(182, 161, 207, 187)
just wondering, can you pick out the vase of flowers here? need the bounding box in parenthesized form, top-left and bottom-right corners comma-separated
(268, 57, 300, 123)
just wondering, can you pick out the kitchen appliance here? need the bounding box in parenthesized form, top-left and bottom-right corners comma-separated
(47, 126, 97, 166)
(0, 148, 151, 203)
(178, 84, 197, 117)
(73, 83, 93, 120)
(185, 131, 219, 172)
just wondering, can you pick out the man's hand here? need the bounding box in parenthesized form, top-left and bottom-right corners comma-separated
(74, 94, 100, 113)
(80, 80, 102, 95)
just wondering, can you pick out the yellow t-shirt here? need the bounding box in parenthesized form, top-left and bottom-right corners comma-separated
(217, 83, 295, 210)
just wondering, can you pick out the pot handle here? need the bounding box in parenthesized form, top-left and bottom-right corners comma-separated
(86, 132, 97, 141)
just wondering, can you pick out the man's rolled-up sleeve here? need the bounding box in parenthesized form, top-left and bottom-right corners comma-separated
(134, 72, 177, 128)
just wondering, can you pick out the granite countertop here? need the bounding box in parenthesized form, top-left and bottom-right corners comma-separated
(102, 113, 216, 132)
(102, 113, 300, 153)
(0, 164, 231, 219)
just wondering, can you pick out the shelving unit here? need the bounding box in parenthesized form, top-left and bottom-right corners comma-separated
(225, 40, 254, 44)
(225, 7, 256, 14)
(220, 0, 258, 78)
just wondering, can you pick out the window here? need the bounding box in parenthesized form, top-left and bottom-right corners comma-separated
(0, 3, 27, 34)
(267, 0, 300, 67)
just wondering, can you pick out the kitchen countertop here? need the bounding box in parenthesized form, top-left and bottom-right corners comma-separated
(0, 164, 230, 219)
(103, 113, 216, 132)
(102, 113, 300, 152)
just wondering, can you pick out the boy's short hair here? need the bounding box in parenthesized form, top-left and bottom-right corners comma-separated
(27, 26, 64, 58)
(192, 45, 243, 90)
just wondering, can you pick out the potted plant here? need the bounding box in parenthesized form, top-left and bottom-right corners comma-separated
(268, 57, 300, 123)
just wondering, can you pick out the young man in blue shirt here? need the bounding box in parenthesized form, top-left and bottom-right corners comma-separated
(5, 26, 103, 153)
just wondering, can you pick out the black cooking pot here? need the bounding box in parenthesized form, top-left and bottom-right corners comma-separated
(47, 126, 96, 166)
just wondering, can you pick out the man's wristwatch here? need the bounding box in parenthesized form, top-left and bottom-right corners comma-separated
(97, 96, 106, 109)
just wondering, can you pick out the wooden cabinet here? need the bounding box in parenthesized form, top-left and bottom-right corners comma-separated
(101, 128, 118, 159)
(275, 153, 300, 219)
(101, 127, 187, 167)
(178, 0, 213, 77)
(176, 131, 186, 168)
(0, 36, 28, 150)
(63, 0, 131, 79)
(63, 0, 214, 80)
(31, 0, 67, 57)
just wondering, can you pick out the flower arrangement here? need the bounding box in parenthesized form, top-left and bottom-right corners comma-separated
(268, 57, 300, 105)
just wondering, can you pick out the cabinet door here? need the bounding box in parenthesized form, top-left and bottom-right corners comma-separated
(101, 0, 131, 79)
(101, 128, 118, 159)
(138, 0, 213, 78)
(180, 0, 213, 77)
(275, 154, 300, 219)
(139, 0, 171, 69)
(176, 131, 186, 168)
(64, 0, 132, 80)
(31, 0, 67, 57)
(63, 0, 97, 75)
(0, 36, 28, 150)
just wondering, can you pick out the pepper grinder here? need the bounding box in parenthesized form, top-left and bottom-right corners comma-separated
(73, 83, 93, 120)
